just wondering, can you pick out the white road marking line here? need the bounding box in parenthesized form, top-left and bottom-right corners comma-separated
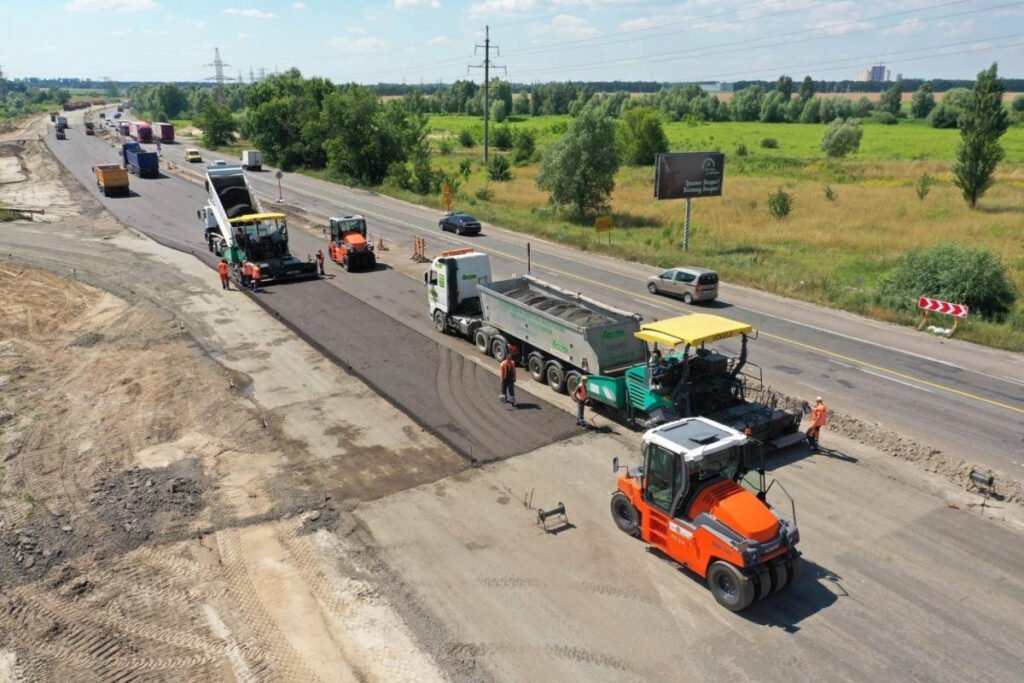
(829, 358, 935, 393)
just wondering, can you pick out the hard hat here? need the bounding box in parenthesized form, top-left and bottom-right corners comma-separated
(816, 396, 823, 402)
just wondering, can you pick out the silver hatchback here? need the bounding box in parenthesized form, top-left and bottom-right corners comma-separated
(647, 267, 719, 304)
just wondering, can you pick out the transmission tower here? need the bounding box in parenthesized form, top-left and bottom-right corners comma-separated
(468, 26, 505, 163)
(258, 67, 267, 81)
(249, 67, 255, 84)
(204, 47, 231, 103)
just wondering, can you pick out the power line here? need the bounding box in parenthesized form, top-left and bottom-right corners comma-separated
(513, 0, 1021, 79)
(204, 47, 231, 102)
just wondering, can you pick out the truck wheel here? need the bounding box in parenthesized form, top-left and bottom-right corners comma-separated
(683, 292, 694, 305)
(474, 329, 491, 355)
(433, 310, 446, 333)
(546, 362, 566, 393)
(647, 282, 658, 294)
(707, 561, 755, 612)
(565, 371, 582, 398)
(491, 337, 508, 362)
(610, 492, 640, 537)
(527, 353, 546, 383)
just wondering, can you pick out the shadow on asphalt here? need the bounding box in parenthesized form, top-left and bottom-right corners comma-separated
(742, 558, 844, 632)
(767, 443, 859, 472)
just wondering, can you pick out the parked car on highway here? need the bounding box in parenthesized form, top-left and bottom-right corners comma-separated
(646, 266, 719, 304)
(184, 149, 202, 163)
(439, 212, 481, 236)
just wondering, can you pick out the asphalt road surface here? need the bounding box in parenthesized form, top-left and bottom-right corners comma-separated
(51, 109, 1024, 474)
(45, 115, 576, 463)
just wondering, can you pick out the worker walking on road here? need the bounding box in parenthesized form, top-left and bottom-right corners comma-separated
(217, 259, 230, 290)
(250, 264, 262, 293)
(806, 395, 828, 451)
(499, 347, 517, 407)
(574, 376, 589, 428)
(316, 249, 325, 276)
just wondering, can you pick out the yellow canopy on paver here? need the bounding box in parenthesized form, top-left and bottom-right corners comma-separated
(228, 213, 286, 224)
(634, 314, 754, 347)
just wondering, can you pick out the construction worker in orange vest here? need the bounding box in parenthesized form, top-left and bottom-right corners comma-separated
(806, 395, 828, 451)
(217, 259, 230, 290)
(573, 376, 588, 427)
(250, 263, 262, 292)
(499, 346, 517, 407)
(241, 261, 253, 288)
(316, 249, 325, 276)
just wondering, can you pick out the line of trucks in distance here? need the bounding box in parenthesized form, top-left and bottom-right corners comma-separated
(193, 161, 806, 612)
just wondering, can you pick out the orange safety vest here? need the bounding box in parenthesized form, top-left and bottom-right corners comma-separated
(500, 358, 515, 381)
(573, 379, 587, 402)
(251, 265, 262, 281)
(217, 262, 229, 279)
(811, 404, 828, 428)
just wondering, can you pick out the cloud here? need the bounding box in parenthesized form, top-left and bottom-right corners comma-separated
(238, 32, 253, 40)
(223, 8, 276, 19)
(327, 36, 390, 53)
(884, 18, 923, 36)
(66, 0, 158, 11)
(425, 35, 453, 46)
(394, 0, 441, 8)
(293, 1, 305, 7)
(534, 14, 600, 38)
(618, 16, 662, 32)
(938, 18, 975, 38)
(469, 0, 539, 18)
(105, 28, 131, 36)
(811, 19, 873, 36)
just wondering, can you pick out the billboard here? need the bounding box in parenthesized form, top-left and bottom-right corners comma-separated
(654, 152, 725, 200)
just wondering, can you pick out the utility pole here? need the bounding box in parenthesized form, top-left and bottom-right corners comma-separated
(469, 25, 504, 164)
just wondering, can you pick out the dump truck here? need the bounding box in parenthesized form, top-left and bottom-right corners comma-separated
(121, 142, 159, 179)
(93, 164, 129, 197)
(327, 215, 376, 272)
(427, 249, 646, 397)
(240, 150, 262, 171)
(55, 128, 66, 140)
(152, 122, 174, 143)
(610, 416, 801, 612)
(84, 122, 95, 135)
(55, 115, 68, 129)
(199, 163, 318, 285)
(49, 112, 59, 122)
(586, 314, 803, 446)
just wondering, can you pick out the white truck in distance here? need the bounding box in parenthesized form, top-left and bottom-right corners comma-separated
(241, 150, 263, 171)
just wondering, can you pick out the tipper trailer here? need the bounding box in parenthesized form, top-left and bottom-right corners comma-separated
(426, 249, 646, 397)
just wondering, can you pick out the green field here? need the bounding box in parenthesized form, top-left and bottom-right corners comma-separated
(396, 115, 1024, 350)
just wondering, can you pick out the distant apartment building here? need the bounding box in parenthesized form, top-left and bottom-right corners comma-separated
(697, 82, 733, 93)
(857, 64, 892, 82)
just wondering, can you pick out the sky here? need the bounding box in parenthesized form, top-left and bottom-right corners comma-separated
(2, 0, 1023, 84)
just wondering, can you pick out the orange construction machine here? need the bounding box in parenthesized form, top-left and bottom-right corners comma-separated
(327, 215, 376, 272)
(610, 416, 800, 612)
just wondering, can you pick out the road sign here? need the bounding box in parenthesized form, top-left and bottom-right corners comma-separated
(595, 215, 613, 232)
(918, 296, 969, 318)
(275, 170, 283, 180)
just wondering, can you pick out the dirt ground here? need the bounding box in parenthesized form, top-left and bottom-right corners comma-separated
(0, 138, 464, 680)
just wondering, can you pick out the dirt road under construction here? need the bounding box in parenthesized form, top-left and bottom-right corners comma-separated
(1, 120, 1023, 682)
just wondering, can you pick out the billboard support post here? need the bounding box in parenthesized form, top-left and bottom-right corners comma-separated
(683, 197, 692, 251)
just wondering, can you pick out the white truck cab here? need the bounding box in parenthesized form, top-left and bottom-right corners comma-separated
(426, 248, 492, 335)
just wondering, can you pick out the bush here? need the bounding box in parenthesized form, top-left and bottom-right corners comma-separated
(876, 244, 1017, 320)
(386, 161, 412, 190)
(458, 158, 473, 179)
(767, 188, 793, 219)
(438, 138, 454, 156)
(475, 185, 494, 201)
(823, 185, 837, 201)
(512, 129, 535, 164)
(874, 111, 898, 125)
(915, 173, 935, 201)
(491, 100, 508, 123)
(821, 118, 863, 158)
(760, 137, 778, 149)
(736, 143, 749, 157)
(492, 125, 513, 151)
(458, 129, 475, 147)
(927, 103, 958, 129)
(487, 154, 512, 181)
